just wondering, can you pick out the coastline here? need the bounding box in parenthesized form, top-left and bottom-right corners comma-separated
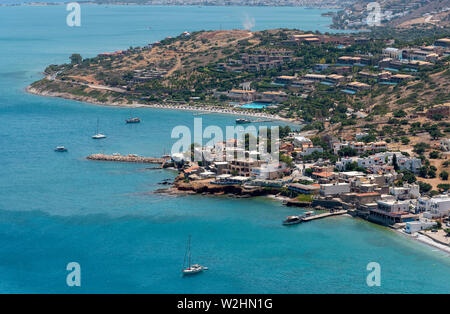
(26, 85, 303, 125)
(395, 228, 450, 255)
(2, 3, 343, 10)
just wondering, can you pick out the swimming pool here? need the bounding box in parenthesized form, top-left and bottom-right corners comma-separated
(240, 102, 270, 109)
(341, 89, 357, 95)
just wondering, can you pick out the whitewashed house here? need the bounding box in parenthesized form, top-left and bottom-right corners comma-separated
(419, 195, 450, 218)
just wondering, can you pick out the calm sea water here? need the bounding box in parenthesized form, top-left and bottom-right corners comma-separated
(0, 5, 449, 294)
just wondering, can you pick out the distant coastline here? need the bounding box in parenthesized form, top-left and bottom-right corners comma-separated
(0, 1, 344, 10)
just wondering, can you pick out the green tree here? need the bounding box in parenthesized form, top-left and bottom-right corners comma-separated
(400, 137, 410, 145)
(429, 151, 440, 159)
(401, 170, 416, 184)
(440, 170, 449, 180)
(413, 142, 430, 155)
(304, 168, 313, 176)
(392, 153, 399, 171)
(417, 181, 432, 193)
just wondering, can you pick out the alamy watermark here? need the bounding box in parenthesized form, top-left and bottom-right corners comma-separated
(66, 2, 81, 27)
(170, 118, 280, 164)
(366, 2, 394, 27)
(366, 262, 381, 287)
(66, 262, 81, 287)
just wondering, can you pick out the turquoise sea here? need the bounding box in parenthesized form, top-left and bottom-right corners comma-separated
(0, 5, 449, 293)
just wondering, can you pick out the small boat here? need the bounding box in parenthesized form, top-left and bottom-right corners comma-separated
(92, 118, 106, 139)
(304, 211, 314, 217)
(126, 117, 141, 124)
(182, 235, 207, 276)
(282, 215, 303, 226)
(54, 146, 68, 152)
(236, 118, 251, 124)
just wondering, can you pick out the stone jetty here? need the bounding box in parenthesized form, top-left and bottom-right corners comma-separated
(87, 154, 165, 164)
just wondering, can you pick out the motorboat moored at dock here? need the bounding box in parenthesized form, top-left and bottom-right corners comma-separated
(282, 215, 303, 225)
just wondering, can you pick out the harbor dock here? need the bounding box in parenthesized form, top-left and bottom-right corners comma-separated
(302, 210, 348, 222)
(87, 153, 165, 164)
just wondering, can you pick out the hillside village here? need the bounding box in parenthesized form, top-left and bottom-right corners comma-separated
(168, 108, 449, 247)
(29, 28, 450, 248)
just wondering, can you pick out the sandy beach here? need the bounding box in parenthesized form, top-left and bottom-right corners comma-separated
(26, 86, 302, 125)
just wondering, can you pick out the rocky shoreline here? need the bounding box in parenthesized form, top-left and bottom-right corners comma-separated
(154, 173, 282, 198)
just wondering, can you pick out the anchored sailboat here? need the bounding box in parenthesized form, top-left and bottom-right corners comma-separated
(182, 235, 207, 276)
(126, 110, 140, 123)
(92, 118, 106, 139)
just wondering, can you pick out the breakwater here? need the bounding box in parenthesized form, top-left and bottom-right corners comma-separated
(87, 154, 165, 164)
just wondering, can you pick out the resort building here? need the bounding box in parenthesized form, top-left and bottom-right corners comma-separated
(435, 38, 450, 48)
(346, 81, 371, 91)
(227, 89, 255, 101)
(388, 74, 414, 83)
(337, 56, 365, 65)
(275, 75, 298, 85)
(303, 74, 327, 82)
(382, 47, 401, 59)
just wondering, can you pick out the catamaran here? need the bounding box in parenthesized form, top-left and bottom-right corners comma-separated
(92, 118, 106, 139)
(182, 235, 207, 276)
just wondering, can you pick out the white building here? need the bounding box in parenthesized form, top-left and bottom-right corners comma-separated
(405, 220, 437, 234)
(355, 132, 369, 140)
(383, 47, 401, 59)
(301, 146, 323, 156)
(377, 200, 410, 212)
(319, 183, 351, 196)
(419, 195, 450, 218)
(390, 184, 420, 200)
(336, 152, 422, 173)
(293, 136, 312, 148)
(441, 138, 450, 152)
(251, 162, 288, 180)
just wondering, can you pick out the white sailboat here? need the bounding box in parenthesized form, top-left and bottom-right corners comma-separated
(92, 118, 106, 139)
(182, 235, 207, 276)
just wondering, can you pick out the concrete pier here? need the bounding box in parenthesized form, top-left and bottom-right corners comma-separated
(302, 210, 348, 222)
